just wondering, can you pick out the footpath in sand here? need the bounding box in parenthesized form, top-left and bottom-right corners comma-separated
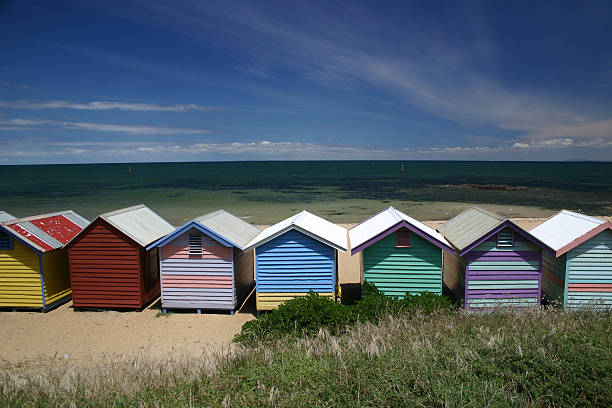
(0, 300, 254, 368)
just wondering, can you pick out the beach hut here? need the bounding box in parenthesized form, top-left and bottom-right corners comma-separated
(438, 207, 548, 310)
(243, 210, 347, 311)
(146, 210, 261, 313)
(530, 210, 612, 310)
(0, 211, 88, 311)
(66, 204, 174, 309)
(349, 207, 454, 297)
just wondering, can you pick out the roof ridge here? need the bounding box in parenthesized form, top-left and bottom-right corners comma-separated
(470, 206, 506, 221)
(293, 210, 309, 224)
(100, 204, 147, 219)
(559, 210, 605, 224)
(194, 209, 227, 222)
(0, 210, 77, 226)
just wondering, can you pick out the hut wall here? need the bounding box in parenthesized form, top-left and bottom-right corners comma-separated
(565, 229, 612, 310)
(442, 250, 465, 302)
(41, 248, 71, 306)
(255, 229, 335, 310)
(0, 237, 43, 308)
(465, 227, 541, 309)
(68, 220, 144, 308)
(233, 248, 254, 304)
(541, 251, 566, 306)
(363, 230, 442, 297)
(160, 229, 235, 309)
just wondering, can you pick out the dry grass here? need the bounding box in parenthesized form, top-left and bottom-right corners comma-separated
(1, 308, 610, 407)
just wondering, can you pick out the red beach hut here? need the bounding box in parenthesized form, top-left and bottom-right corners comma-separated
(66, 204, 174, 309)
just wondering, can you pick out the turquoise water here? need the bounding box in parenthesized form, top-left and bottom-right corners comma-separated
(1, 161, 611, 224)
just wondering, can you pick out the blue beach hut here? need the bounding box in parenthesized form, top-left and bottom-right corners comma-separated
(243, 211, 348, 311)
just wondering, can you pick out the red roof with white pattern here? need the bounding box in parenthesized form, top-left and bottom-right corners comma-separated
(1, 211, 89, 253)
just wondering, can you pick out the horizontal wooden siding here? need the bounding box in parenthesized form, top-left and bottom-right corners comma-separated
(466, 229, 541, 309)
(0, 239, 43, 308)
(160, 229, 235, 310)
(363, 231, 442, 297)
(69, 221, 144, 308)
(41, 248, 71, 306)
(256, 230, 335, 310)
(566, 229, 612, 310)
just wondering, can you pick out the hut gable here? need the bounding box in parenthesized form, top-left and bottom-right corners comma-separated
(66, 205, 172, 309)
(531, 210, 612, 310)
(147, 210, 261, 312)
(244, 210, 347, 252)
(349, 207, 453, 255)
(438, 207, 547, 310)
(248, 211, 345, 311)
(0, 210, 88, 310)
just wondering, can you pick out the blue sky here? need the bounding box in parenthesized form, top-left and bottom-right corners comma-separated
(0, 0, 611, 164)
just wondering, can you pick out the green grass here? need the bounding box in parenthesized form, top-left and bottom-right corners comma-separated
(1, 309, 610, 407)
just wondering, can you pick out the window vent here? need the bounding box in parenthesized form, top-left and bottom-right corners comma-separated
(395, 229, 411, 248)
(188, 231, 202, 255)
(497, 230, 514, 248)
(0, 231, 12, 250)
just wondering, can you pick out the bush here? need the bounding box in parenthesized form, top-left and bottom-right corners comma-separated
(234, 292, 355, 344)
(234, 282, 453, 345)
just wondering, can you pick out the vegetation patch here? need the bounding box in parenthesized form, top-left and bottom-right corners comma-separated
(234, 282, 453, 345)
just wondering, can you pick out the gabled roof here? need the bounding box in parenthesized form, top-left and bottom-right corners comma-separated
(98, 204, 174, 247)
(0, 211, 16, 223)
(530, 210, 612, 257)
(147, 209, 261, 250)
(349, 207, 453, 255)
(438, 207, 506, 252)
(243, 210, 347, 252)
(0, 210, 89, 253)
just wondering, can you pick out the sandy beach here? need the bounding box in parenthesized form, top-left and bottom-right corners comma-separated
(1, 216, 610, 372)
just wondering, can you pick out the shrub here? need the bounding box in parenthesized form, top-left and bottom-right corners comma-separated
(234, 282, 453, 345)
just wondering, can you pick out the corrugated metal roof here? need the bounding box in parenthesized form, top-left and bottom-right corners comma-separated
(530, 210, 610, 254)
(349, 206, 451, 250)
(438, 207, 506, 251)
(244, 210, 347, 252)
(100, 204, 174, 247)
(0, 211, 16, 223)
(195, 210, 261, 249)
(0, 210, 89, 252)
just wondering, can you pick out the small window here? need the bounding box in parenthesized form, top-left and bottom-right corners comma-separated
(188, 231, 202, 255)
(497, 230, 514, 248)
(396, 229, 411, 248)
(0, 231, 12, 250)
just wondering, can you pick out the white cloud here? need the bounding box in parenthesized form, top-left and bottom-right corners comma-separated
(0, 100, 219, 112)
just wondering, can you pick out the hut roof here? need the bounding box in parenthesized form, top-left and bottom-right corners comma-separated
(438, 207, 506, 252)
(530, 210, 612, 257)
(0, 210, 89, 253)
(99, 204, 174, 247)
(349, 207, 453, 255)
(244, 210, 347, 252)
(0, 211, 16, 223)
(147, 209, 261, 250)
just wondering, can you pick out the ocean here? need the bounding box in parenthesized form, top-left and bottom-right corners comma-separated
(1, 161, 611, 225)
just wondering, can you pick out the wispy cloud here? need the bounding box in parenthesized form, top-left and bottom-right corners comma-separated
(110, 1, 611, 147)
(0, 99, 219, 112)
(0, 117, 211, 135)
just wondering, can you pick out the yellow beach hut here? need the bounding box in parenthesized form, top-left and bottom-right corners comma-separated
(0, 210, 89, 311)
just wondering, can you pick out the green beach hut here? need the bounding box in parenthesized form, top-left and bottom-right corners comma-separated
(349, 207, 454, 297)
